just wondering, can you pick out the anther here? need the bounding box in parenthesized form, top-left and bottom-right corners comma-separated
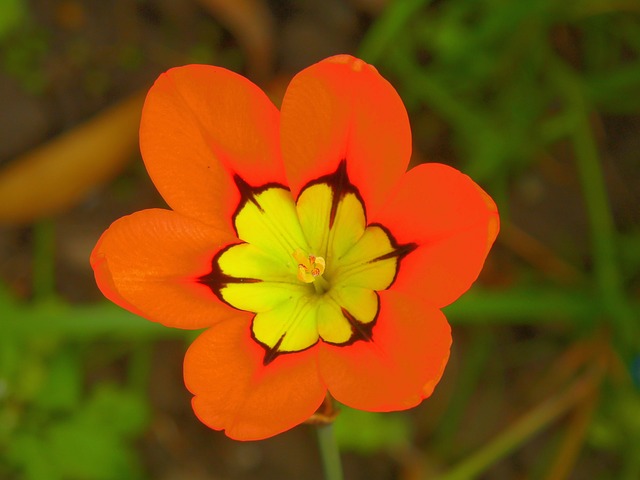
(293, 249, 326, 283)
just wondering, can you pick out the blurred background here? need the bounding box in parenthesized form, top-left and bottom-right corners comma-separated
(1, 0, 639, 478)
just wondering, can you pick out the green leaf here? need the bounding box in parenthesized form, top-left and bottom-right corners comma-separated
(82, 385, 149, 437)
(3, 299, 184, 340)
(6, 433, 58, 480)
(334, 406, 411, 453)
(0, 0, 26, 41)
(47, 418, 142, 480)
(34, 349, 82, 412)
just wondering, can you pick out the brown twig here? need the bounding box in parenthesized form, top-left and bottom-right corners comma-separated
(306, 393, 340, 425)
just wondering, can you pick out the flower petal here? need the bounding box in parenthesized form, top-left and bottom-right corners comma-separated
(252, 295, 319, 353)
(373, 163, 499, 308)
(332, 225, 402, 291)
(218, 281, 308, 314)
(296, 181, 366, 267)
(90, 209, 235, 329)
(140, 65, 285, 228)
(184, 316, 326, 440)
(233, 186, 308, 264)
(316, 300, 353, 345)
(318, 289, 451, 411)
(280, 55, 411, 216)
(216, 243, 293, 282)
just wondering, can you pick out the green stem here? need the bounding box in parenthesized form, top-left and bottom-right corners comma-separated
(32, 219, 56, 300)
(550, 63, 637, 351)
(444, 287, 604, 324)
(316, 424, 344, 480)
(571, 112, 622, 304)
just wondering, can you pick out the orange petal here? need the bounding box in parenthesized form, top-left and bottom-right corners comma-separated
(91, 209, 236, 329)
(280, 55, 411, 217)
(184, 316, 326, 440)
(140, 65, 286, 229)
(373, 163, 500, 308)
(318, 289, 451, 411)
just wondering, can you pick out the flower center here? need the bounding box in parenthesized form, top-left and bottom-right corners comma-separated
(293, 249, 329, 295)
(294, 249, 325, 282)
(199, 161, 416, 365)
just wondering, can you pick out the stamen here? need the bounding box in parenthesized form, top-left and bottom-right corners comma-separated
(293, 248, 326, 284)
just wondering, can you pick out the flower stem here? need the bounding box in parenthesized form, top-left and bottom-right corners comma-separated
(316, 424, 344, 480)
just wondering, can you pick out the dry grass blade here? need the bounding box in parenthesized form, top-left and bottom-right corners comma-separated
(435, 358, 606, 480)
(543, 390, 600, 480)
(0, 91, 145, 224)
(499, 222, 585, 284)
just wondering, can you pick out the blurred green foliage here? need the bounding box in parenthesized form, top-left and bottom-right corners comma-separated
(0, 0, 27, 41)
(1, 0, 640, 478)
(0, 5, 48, 95)
(0, 277, 161, 479)
(5, 382, 148, 480)
(334, 406, 411, 453)
(357, 0, 640, 477)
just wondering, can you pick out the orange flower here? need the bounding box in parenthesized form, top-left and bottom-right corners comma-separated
(91, 55, 499, 440)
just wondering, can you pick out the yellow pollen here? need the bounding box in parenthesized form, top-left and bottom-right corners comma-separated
(293, 248, 326, 283)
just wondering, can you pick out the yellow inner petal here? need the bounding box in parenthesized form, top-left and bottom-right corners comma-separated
(296, 183, 366, 269)
(234, 187, 310, 265)
(205, 167, 413, 364)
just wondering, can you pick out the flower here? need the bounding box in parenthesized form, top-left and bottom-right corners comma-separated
(91, 55, 499, 441)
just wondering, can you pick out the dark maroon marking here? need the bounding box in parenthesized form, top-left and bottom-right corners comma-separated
(341, 307, 375, 342)
(321, 294, 381, 347)
(263, 334, 285, 365)
(230, 174, 288, 237)
(197, 243, 262, 307)
(370, 241, 417, 263)
(369, 243, 418, 263)
(199, 172, 419, 358)
(250, 326, 320, 366)
(327, 161, 349, 229)
(201, 173, 319, 366)
(317, 224, 416, 348)
(298, 160, 365, 229)
(233, 175, 264, 212)
(367, 223, 417, 289)
(199, 242, 315, 365)
(368, 223, 417, 262)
